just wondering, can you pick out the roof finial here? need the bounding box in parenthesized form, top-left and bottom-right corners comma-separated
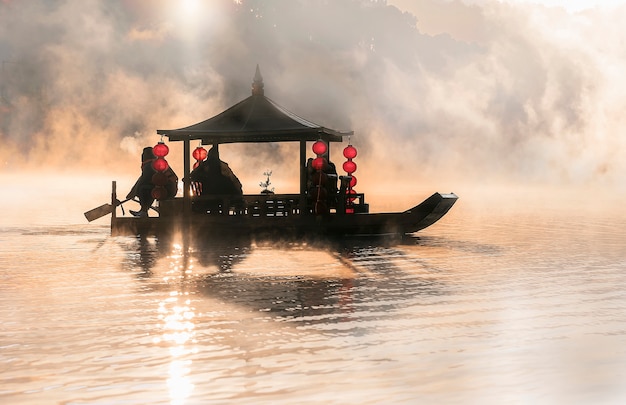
(252, 64, 264, 96)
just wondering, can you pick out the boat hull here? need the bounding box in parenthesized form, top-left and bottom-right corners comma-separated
(111, 192, 458, 238)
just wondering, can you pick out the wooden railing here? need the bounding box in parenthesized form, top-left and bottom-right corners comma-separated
(159, 192, 368, 217)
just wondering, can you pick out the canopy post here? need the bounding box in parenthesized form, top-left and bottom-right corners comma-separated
(111, 180, 117, 234)
(183, 138, 191, 217)
(299, 140, 307, 212)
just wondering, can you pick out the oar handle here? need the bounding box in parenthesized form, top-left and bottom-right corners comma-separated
(115, 198, 136, 216)
(129, 197, 159, 213)
(115, 198, 132, 206)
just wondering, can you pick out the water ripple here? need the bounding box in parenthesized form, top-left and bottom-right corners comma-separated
(3, 195, 626, 403)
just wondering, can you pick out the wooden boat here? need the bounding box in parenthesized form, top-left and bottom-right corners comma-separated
(94, 67, 458, 238)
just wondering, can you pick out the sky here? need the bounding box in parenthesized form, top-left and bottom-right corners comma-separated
(502, 0, 626, 12)
(1, 0, 626, 193)
(393, 0, 626, 12)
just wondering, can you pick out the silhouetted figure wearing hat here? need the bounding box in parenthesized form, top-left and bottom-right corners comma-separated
(190, 146, 242, 196)
(189, 146, 243, 213)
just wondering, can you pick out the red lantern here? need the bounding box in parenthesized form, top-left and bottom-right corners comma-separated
(312, 140, 327, 155)
(193, 161, 200, 170)
(349, 175, 357, 188)
(347, 188, 357, 202)
(343, 160, 357, 174)
(152, 172, 168, 186)
(312, 157, 326, 171)
(343, 145, 357, 159)
(151, 186, 168, 200)
(192, 147, 207, 161)
(153, 142, 169, 158)
(152, 157, 169, 172)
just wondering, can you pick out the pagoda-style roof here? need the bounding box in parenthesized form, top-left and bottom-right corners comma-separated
(158, 66, 352, 144)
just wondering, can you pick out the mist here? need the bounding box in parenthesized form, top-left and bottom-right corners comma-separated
(2, 0, 626, 199)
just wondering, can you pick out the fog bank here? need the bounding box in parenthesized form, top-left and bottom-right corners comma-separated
(2, 0, 625, 193)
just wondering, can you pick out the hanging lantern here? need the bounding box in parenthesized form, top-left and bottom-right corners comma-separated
(342, 144, 358, 214)
(312, 140, 327, 155)
(192, 146, 207, 161)
(310, 139, 330, 215)
(342, 160, 357, 174)
(153, 142, 169, 158)
(346, 188, 357, 202)
(193, 161, 200, 170)
(152, 157, 169, 172)
(151, 186, 168, 200)
(152, 172, 168, 186)
(312, 157, 326, 171)
(343, 145, 357, 159)
(349, 175, 357, 188)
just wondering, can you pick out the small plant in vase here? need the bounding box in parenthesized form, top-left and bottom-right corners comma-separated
(259, 170, 275, 194)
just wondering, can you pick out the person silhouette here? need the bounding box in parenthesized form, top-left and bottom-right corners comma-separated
(127, 146, 178, 217)
(190, 146, 242, 196)
(189, 146, 243, 213)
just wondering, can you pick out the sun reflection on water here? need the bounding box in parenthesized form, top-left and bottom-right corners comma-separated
(153, 292, 198, 405)
(152, 241, 197, 405)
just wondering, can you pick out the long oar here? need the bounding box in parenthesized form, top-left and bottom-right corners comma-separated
(84, 198, 131, 222)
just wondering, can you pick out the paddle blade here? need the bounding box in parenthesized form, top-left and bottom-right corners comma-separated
(84, 203, 113, 222)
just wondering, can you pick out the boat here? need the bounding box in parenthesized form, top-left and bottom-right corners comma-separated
(87, 66, 458, 238)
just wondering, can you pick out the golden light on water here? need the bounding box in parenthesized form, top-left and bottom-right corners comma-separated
(167, 358, 194, 405)
(154, 292, 197, 405)
(152, 240, 198, 405)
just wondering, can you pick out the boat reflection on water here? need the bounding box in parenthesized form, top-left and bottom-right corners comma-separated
(119, 232, 254, 277)
(118, 233, 447, 325)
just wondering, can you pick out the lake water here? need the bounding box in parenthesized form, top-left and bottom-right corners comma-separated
(2, 180, 626, 404)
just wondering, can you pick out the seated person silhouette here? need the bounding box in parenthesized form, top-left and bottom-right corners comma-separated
(127, 146, 178, 217)
(190, 146, 243, 213)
